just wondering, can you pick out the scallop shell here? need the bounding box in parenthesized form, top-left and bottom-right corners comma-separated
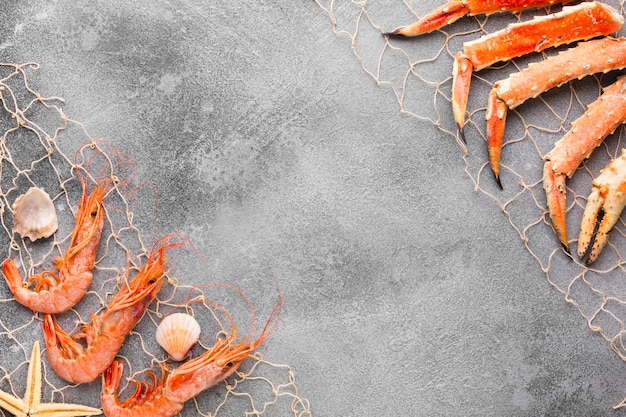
(155, 313, 201, 361)
(12, 187, 59, 242)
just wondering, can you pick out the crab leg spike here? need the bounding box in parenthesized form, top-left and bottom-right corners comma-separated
(383, 0, 575, 38)
(578, 150, 626, 264)
(543, 160, 569, 251)
(452, 52, 473, 142)
(486, 89, 507, 188)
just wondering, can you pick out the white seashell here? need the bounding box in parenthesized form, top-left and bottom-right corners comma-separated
(12, 187, 59, 242)
(155, 313, 201, 361)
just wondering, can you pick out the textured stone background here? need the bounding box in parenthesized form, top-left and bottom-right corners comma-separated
(0, 1, 625, 416)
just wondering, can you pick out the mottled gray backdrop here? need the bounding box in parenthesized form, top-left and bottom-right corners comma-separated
(0, 1, 624, 416)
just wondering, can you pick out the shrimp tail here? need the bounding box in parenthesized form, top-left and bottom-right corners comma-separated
(2, 258, 36, 304)
(43, 314, 107, 383)
(102, 360, 124, 396)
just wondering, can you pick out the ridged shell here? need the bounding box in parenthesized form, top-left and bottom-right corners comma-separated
(12, 187, 59, 242)
(155, 313, 201, 361)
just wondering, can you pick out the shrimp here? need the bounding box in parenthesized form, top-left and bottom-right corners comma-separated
(2, 177, 111, 314)
(43, 235, 184, 384)
(100, 288, 283, 417)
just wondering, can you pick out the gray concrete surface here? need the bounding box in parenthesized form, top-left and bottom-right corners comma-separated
(0, 1, 625, 416)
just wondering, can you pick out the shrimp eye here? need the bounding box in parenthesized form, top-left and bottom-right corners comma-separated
(225, 361, 233, 367)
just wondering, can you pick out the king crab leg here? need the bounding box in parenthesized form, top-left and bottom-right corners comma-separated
(382, 0, 574, 37)
(543, 75, 626, 254)
(486, 36, 626, 188)
(453, 1, 623, 140)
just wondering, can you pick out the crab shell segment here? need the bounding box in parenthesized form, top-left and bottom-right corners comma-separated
(487, 36, 626, 186)
(543, 75, 626, 254)
(454, 0, 623, 133)
(578, 149, 626, 264)
(464, 2, 623, 72)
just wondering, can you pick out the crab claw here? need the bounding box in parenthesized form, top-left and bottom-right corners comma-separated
(578, 149, 626, 263)
(543, 160, 569, 252)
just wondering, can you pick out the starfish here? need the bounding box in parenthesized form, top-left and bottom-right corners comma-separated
(0, 341, 102, 417)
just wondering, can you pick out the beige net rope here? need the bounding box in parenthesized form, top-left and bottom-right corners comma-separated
(0, 62, 311, 416)
(315, 0, 626, 408)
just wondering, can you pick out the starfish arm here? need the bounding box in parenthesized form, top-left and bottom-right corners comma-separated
(33, 402, 103, 416)
(25, 341, 42, 410)
(0, 342, 101, 417)
(0, 389, 27, 417)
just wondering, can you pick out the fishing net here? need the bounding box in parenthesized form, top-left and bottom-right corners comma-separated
(0, 62, 311, 416)
(315, 0, 626, 408)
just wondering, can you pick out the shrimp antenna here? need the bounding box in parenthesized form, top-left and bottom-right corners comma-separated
(254, 279, 283, 347)
(185, 279, 283, 345)
(161, 296, 238, 341)
(184, 283, 256, 341)
(149, 233, 207, 264)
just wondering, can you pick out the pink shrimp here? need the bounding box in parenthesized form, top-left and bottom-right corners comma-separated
(2, 175, 111, 314)
(2, 141, 136, 314)
(43, 235, 184, 384)
(100, 287, 283, 417)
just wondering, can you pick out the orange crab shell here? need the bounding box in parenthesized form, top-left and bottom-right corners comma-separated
(463, 1, 624, 71)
